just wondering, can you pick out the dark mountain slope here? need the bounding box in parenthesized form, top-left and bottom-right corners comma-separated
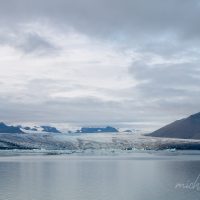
(149, 112, 200, 139)
(0, 122, 23, 133)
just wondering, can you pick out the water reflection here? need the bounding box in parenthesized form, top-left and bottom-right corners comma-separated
(0, 155, 199, 200)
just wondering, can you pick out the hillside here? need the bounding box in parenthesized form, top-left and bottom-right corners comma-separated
(150, 112, 200, 139)
(0, 122, 24, 134)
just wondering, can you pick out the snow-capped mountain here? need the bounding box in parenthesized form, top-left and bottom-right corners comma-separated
(75, 126, 118, 133)
(20, 125, 61, 134)
(0, 122, 125, 134)
(0, 122, 23, 133)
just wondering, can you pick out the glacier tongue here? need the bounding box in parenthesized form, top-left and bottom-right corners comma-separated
(0, 132, 200, 152)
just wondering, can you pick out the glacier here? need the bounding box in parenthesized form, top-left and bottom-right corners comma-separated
(0, 132, 200, 154)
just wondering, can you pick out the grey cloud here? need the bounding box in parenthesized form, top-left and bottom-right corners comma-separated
(0, 76, 172, 130)
(0, 0, 200, 40)
(0, 30, 60, 56)
(129, 60, 200, 118)
(1, 0, 200, 130)
(16, 33, 59, 55)
(0, 0, 200, 59)
(131, 62, 200, 87)
(0, 0, 199, 59)
(1, 62, 199, 131)
(0, 96, 123, 123)
(0, 94, 172, 131)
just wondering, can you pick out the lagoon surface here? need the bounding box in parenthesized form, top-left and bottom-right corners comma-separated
(0, 151, 199, 200)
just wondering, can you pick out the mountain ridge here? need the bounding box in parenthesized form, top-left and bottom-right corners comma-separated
(0, 123, 122, 134)
(0, 122, 24, 133)
(149, 112, 200, 139)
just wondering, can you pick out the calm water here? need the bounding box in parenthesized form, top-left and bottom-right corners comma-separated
(0, 151, 200, 200)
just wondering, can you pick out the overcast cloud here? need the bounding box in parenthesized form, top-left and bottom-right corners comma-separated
(0, 0, 200, 131)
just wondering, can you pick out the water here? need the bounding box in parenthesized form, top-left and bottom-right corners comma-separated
(0, 151, 199, 200)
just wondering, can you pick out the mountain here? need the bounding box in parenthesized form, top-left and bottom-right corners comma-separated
(76, 126, 118, 133)
(149, 112, 200, 139)
(0, 122, 120, 134)
(23, 126, 38, 131)
(41, 126, 61, 133)
(0, 122, 24, 133)
(20, 125, 61, 133)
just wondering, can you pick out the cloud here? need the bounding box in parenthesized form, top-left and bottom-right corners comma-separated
(0, 0, 200, 130)
(0, 0, 199, 63)
(16, 32, 59, 55)
(1, 0, 200, 40)
(129, 59, 200, 122)
(0, 26, 60, 56)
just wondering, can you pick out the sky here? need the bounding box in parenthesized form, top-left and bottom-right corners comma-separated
(0, 0, 200, 131)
